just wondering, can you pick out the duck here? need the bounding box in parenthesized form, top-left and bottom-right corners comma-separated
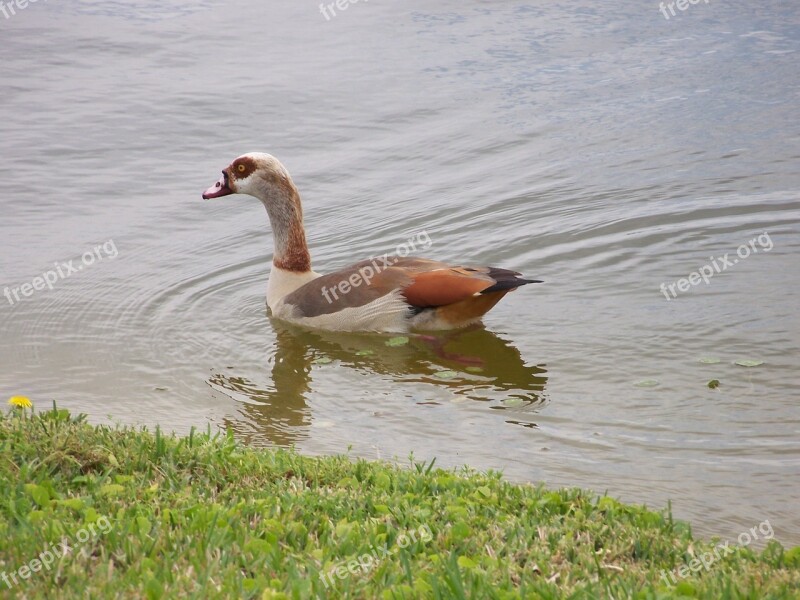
(202, 153, 541, 332)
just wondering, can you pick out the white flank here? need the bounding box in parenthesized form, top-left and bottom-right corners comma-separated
(272, 289, 411, 333)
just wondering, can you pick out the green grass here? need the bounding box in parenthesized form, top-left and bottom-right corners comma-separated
(1, 406, 798, 599)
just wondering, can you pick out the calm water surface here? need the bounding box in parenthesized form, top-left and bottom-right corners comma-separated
(1, 1, 799, 544)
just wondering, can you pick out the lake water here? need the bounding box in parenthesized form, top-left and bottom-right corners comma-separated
(1, 0, 798, 545)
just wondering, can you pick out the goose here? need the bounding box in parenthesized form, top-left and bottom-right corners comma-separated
(202, 153, 541, 332)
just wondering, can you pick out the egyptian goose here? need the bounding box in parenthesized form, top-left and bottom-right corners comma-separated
(202, 153, 541, 332)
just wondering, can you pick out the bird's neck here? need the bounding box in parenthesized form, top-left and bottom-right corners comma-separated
(257, 178, 318, 310)
(259, 182, 312, 273)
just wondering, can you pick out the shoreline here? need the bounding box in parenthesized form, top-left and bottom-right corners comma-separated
(2, 406, 799, 598)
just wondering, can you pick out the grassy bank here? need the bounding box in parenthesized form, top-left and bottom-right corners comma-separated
(1, 406, 798, 599)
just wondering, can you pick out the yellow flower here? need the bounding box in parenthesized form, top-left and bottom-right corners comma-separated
(8, 396, 32, 409)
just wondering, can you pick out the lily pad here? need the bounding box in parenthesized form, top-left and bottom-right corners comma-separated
(707, 379, 720, 389)
(634, 379, 660, 388)
(433, 370, 459, 380)
(502, 398, 524, 408)
(355, 350, 374, 356)
(699, 357, 721, 364)
(734, 360, 764, 367)
(313, 357, 333, 365)
(385, 336, 410, 347)
(465, 367, 484, 373)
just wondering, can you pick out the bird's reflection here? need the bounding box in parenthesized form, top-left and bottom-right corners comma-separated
(211, 320, 548, 447)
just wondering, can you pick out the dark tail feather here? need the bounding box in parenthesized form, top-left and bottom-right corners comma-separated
(480, 267, 543, 294)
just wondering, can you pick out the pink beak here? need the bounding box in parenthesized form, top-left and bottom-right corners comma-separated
(202, 172, 233, 199)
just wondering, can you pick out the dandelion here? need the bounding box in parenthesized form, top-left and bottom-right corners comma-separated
(8, 396, 32, 409)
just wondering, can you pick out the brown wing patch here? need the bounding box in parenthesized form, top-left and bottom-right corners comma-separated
(403, 269, 494, 308)
(434, 291, 511, 326)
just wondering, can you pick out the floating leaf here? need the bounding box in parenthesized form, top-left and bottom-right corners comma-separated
(355, 350, 374, 356)
(502, 398, 524, 408)
(707, 379, 720, 389)
(433, 370, 459, 380)
(385, 336, 410, 347)
(313, 357, 333, 365)
(735, 360, 764, 367)
(634, 379, 659, 388)
(465, 367, 484, 373)
(699, 357, 721, 364)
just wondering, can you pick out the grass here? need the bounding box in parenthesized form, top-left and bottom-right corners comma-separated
(1, 406, 799, 599)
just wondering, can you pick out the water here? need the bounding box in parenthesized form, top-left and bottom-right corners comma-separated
(1, 0, 799, 545)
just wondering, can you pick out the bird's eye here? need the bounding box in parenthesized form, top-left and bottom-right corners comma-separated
(237, 164, 246, 173)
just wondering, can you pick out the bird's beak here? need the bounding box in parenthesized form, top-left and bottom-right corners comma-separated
(202, 170, 233, 199)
